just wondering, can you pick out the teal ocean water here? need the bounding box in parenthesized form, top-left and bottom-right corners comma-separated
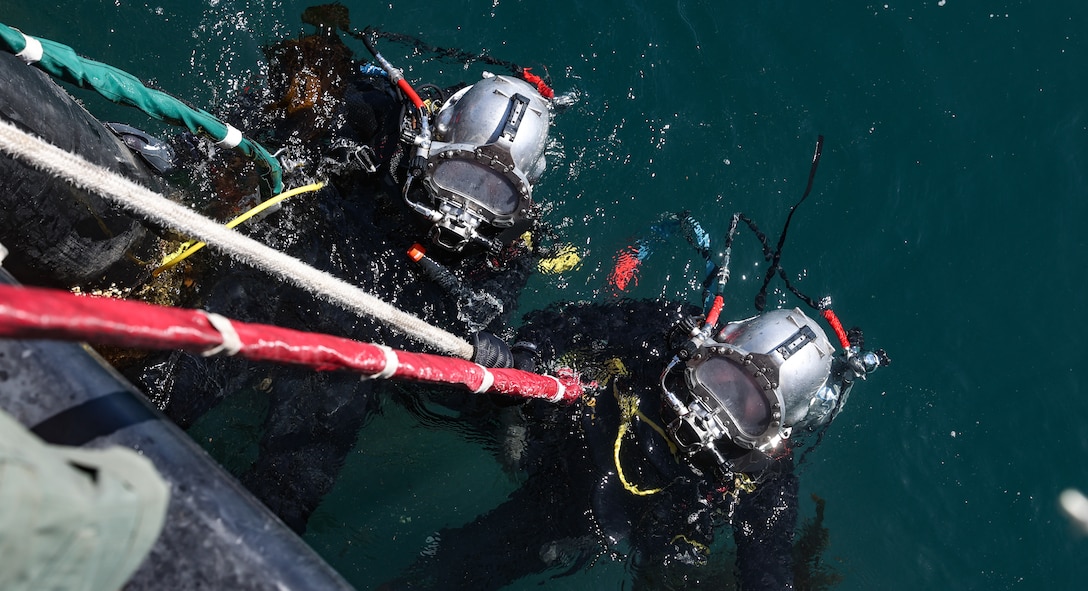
(5, 1, 1088, 589)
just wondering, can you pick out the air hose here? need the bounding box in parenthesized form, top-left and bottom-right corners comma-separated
(356, 30, 424, 110)
(0, 23, 284, 194)
(355, 26, 555, 99)
(754, 136, 824, 312)
(155, 182, 326, 274)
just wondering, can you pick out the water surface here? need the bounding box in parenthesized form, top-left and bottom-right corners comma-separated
(7, 1, 1088, 588)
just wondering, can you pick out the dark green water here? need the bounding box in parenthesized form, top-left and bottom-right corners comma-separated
(6, 1, 1088, 588)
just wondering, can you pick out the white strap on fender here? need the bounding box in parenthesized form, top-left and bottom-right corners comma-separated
(201, 311, 242, 357)
(216, 124, 243, 149)
(472, 366, 495, 394)
(16, 32, 43, 65)
(363, 345, 399, 380)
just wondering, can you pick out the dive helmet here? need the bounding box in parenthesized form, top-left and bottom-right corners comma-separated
(406, 72, 551, 252)
(662, 307, 838, 475)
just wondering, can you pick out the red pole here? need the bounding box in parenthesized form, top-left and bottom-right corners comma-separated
(0, 284, 581, 403)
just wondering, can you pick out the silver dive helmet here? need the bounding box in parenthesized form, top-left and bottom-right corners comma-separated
(408, 72, 551, 252)
(662, 307, 837, 475)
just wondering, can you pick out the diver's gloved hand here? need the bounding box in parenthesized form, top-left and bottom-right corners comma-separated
(470, 331, 514, 368)
(510, 341, 539, 373)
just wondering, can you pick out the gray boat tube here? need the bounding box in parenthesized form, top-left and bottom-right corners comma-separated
(0, 266, 355, 591)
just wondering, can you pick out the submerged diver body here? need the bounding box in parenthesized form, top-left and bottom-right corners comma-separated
(386, 142, 889, 590)
(124, 20, 570, 533)
(390, 272, 887, 591)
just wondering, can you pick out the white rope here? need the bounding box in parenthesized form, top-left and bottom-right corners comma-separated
(545, 375, 565, 402)
(361, 345, 400, 380)
(15, 32, 43, 64)
(472, 366, 495, 394)
(0, 120, 475, 360)
(215, 124, 243, 149)
(200, 312, 243, 357)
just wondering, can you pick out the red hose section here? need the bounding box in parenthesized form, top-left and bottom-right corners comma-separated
(821, 308, 851, 350)
(519, 68, 554, 99)
(396, 78, 425, 109)
(0, 284, 582, 403)
(704, 295, 725, 328)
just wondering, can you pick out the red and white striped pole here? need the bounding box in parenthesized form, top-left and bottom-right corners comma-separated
(0, 284, 581, 403)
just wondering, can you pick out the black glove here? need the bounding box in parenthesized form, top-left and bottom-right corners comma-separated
(510, 341, 539, 373)
(470, 331, 514, 368)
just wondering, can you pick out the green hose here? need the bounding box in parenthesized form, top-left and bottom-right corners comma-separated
(0, 23, 283, 193)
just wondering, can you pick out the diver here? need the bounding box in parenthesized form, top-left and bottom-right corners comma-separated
(212, 15, 569, 335)
(119, 13, 572, 535)
(383, 266, 888, 591)
(382, 141, 890, 590)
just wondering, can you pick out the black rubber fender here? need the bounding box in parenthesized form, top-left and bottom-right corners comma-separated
(0, 50, 163, 290)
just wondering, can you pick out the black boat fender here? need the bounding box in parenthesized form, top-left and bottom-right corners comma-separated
(0, 50, 163, 290)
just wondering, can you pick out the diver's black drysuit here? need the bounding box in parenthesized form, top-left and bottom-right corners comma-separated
(122, 31, 544, 533)
(385, 298, 802, 591)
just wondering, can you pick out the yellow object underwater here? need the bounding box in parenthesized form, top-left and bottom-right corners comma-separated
(154, 182, 324, 274)
(538, 243, 582, 274)
(614, 384, 665, 496)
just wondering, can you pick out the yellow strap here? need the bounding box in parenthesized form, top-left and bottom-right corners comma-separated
(669, 534, 710, 556)
(606, 358, 677, 455)
(615, 422, 662, 496)
(734, 472, 757, 494)
(613, 382, 662, 496)
(634, 406, 677, 456)
(154, 182, 324, 274)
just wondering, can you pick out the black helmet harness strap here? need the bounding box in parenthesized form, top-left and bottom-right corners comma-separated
(754, 135, 824, 312)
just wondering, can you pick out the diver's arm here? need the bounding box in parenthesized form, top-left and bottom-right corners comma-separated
(731, 465, 800, 591)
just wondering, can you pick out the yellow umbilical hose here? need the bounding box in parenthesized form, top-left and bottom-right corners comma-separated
(154, 182, 324, 274)
(613, 379, 678, 496)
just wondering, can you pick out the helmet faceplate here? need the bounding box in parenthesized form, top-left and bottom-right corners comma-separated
(663, 308, 835, 474)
